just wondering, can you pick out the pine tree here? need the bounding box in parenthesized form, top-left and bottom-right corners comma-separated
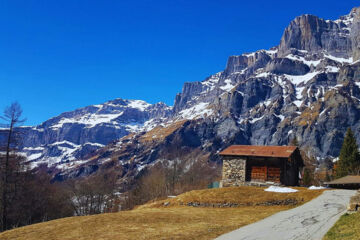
(0, 102, 26, 231)
(302, 168, 313, 186)
(325, 171, 331, 182)
(336, 128, 360, 178)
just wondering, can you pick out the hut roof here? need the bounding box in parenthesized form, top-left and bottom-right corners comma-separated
(219, 145, 298, 158)
(325, 175, 360, 185)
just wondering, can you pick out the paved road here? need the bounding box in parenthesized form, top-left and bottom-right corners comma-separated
(216, 190, 356, 240)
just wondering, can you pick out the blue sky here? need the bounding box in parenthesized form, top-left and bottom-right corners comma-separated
(0, 0, 359, 125)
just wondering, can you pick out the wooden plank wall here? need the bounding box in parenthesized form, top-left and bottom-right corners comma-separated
(250, 166, 280, 182)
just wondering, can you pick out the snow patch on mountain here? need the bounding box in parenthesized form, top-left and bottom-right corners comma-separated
(285, 71, 320, 85)
(220, 79, 235, 92)
(324, 54, 353, 64)
(127, 100, 151, 111)
(179, 102, 213, 120)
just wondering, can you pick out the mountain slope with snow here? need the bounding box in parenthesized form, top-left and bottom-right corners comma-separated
(0, 99, 171, 171)
(2, 7, 360, 183)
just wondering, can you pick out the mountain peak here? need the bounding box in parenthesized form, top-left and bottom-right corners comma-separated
(278, 10, 353, 58)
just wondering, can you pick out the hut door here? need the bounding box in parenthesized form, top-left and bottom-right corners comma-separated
(251, 166, 267, 182)
(267, 167, 281, 182)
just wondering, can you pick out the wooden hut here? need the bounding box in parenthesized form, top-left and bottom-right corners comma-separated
(220, 145, 304, 187)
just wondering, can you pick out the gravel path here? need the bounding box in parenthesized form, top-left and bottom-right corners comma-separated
(215, 190, 356, 240)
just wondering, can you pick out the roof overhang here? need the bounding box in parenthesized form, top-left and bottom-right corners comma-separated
(219, 145, 298, 158)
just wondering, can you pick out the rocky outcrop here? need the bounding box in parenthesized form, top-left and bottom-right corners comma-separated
(351, 7, 360, 61)
(173, 82, 204, 112)
(266, 58, 310, 75)
(224, 51, 272, 76)
(278, 14, 352, 58)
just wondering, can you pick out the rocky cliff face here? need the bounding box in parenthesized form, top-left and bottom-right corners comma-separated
(167, 7, 360, 160)
(0, 99, 171, 170)
(3, 7, 360, 184)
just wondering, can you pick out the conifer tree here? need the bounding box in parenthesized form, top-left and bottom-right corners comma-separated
(302, 168, 313, 186)
(336, 128, 360, 178)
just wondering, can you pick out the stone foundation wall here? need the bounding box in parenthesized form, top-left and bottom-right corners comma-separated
(221, 157, 246, 187)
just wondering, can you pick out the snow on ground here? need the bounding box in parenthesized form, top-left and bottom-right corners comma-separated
(25, 140, 107, 170)
(27, 153, 42, 161)
(324, 54, 353, 64)
(201, 72, 221, 91)
(220, 79, 235, 92)
(293, 100, 303, 107)
(285, 54, 321, 67)
(256, 72, 271, 78)
(265, 49, 278, 56)
(50, 99, 157, 130)
(51, 113, 125, 129)
(263, 99, 272, 107)
(127, 100, 151, 111)
(48, 140, 78, 147)
(23, 146, 44, 151)
(179, 102, 213, 119)
(273, 114, 285, 122)
(243, 52, 256, 57)
(309, 186, 327, 190)
(326, 66, 340, 73)
(250, 115, 265, 124)
(284, 71, 320, 85)
(264, 186, 298, 193)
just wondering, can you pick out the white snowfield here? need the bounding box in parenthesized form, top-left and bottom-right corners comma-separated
(308, 186, 327, 190)
(216, 189, 356, 240)
(264, 186, 298, 193)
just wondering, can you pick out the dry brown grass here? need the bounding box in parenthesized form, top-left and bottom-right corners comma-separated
(140, 186, 325, 208)
(297, 101, 323, 126)
(140, 120, 187, 142)
(0, 187, 326, 240)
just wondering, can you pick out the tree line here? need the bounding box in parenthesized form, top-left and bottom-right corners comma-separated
(0, 102, 121, 232)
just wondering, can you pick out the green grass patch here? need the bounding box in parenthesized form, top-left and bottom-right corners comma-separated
(324, 212, 360, 240)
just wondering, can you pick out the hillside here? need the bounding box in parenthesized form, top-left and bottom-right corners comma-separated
(0, 186, 325, 240)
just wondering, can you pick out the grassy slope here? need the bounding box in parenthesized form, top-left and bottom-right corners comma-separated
(324, 212, 360, 240)
(0, 186, 325, 240)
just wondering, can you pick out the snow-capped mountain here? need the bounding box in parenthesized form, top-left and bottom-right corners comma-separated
(2, 7, 360, 183)
(0, 99, 171, 170)
(168, 7, 360, 158)
(84, 7, 360, 185)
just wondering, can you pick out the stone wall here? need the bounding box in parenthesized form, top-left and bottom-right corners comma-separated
(221, 157, 246, 187)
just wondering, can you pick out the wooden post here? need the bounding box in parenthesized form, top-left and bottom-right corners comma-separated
(265, 165, 268, 181)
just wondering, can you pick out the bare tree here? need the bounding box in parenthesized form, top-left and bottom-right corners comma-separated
(0, 102, 25, 231)
(68, 171, 118, 216)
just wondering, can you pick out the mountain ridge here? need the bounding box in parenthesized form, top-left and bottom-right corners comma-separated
(2, 7, 360, 184)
